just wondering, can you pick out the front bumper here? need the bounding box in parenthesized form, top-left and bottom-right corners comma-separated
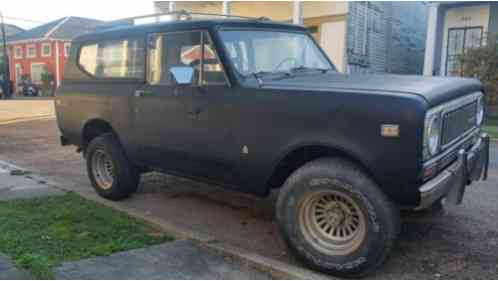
(417, 133, 490, 210)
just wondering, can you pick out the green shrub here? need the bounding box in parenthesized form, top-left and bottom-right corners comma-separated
(459, 35, 498, 106)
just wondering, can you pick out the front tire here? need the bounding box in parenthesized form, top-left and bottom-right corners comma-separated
(276, 158, 399, 277)
(86, 133, 139, 201)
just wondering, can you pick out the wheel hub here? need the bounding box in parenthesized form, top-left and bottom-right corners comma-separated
(326, 207, 345, 228)
(91, 149, 114, 190)
(299, 190, 367, 256)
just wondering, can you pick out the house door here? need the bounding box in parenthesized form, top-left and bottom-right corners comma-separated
(446, 27, 483, 76)
(14, 64, 22, 93)
(31, 63, 46, 85)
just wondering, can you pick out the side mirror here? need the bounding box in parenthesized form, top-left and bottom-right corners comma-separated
(170, 66, 197, 86)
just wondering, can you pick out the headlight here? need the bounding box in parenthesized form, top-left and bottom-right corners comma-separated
(424, 110, 442, 160)
(476, 96, 484, 126)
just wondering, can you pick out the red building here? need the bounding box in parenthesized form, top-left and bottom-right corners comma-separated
(7, 17, 103, 94)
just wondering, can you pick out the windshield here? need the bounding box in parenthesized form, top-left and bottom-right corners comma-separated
(219, 30, 334, 77)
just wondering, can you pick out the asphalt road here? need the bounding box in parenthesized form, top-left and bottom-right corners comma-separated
(1, 104, 498, 278)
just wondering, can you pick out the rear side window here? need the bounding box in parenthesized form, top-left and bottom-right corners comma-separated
(79, 38, 145, 79)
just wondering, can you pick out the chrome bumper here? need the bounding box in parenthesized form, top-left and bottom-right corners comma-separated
(417, 133, 490, 210)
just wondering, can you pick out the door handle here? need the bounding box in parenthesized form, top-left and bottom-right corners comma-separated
(135, 90, 153, 97)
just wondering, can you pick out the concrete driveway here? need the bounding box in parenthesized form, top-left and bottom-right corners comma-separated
(1, 100, 497, 279)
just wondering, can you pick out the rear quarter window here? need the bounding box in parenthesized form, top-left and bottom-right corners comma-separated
(79, 38, 145, 79)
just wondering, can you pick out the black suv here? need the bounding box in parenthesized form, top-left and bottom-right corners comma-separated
(55, 15, 490, 277)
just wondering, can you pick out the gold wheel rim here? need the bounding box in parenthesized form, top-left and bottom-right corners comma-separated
(91, 149, 114, 190)
(298, 190, 367, 256)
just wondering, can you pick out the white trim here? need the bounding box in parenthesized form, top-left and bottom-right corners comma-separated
(26, 44, 37, 58)
(45, 17, 71, 39)
(222, 1, 231, 15)
(14, 46, 23, 59)
(168, 1, 175, 12)
(293, 1, 303, 25)
(8, 38, 56, 45)
(423, 3, 440, 76)
(41, 42, 52, 57)
(55, 42, 60, 88)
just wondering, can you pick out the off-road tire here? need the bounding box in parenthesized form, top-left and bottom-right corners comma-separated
(86, 133, 139, 200)
(276, 158, 400, 277)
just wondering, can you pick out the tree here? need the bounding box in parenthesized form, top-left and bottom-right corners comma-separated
(41, 72, 55, 96)
(459, 37, 498, 106)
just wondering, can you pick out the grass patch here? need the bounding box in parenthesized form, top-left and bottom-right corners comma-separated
(483, 125, 498, 139)
(0, 192, 173, 279)
(482, 118, 498, 139)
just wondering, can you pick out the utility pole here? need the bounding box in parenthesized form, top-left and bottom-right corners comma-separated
(0, 9, 11, 98)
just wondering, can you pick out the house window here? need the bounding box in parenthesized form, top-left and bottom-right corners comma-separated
(446, 26, 483, 76)
(41, 43, 52, 57)
(64, 43, 71, 57)
(79, 37, 145, 79)
(27, 45, 36, 58)
(14, 46, 23, 59)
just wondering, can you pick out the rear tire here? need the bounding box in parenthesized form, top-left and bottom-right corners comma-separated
(276, 158, 399, 277)
(86, 133, 139, 201)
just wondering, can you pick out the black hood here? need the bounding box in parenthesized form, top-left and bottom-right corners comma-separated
(262, 73, 483, 107)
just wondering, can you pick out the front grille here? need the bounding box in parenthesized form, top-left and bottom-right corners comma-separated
(441, 101, 477, 146)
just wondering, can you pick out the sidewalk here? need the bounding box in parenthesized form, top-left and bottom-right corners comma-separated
(54, 240, 271, 280)
(0, 100, 55, 125)
(0, 161, 272, 280)
(0, 255, 32, 280)
(0, 160, 64, 201)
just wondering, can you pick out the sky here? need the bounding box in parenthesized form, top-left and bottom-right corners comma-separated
(1, 0, 155, 29)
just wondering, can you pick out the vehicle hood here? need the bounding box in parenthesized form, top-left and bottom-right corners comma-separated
(262, 73, 483, 107)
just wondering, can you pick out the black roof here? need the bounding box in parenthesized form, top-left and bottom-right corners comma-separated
(74, 18, 307, 42)
(7, 17, 104, 43)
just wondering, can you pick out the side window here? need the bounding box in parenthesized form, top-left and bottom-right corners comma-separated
(147, 31, 226, 86)
(79, 38, 145, 79)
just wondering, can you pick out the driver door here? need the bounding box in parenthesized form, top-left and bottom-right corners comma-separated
(133, 31, 236, 183)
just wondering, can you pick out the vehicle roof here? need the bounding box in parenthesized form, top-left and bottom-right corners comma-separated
(74, 19, 308, 42)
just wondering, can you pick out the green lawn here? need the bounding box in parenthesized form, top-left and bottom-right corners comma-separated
(483, 118, 498, 139)
(0, 193, 173, 279)
(483, 125, 498, 139)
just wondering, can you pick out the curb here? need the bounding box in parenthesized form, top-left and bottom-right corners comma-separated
(82, 193, 332, 280)
(206, 243, 331, 280)
(0, 160, 332, 280)
(0, 115, 56, 126)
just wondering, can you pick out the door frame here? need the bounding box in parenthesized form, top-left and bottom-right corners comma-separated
(445, 26, 484, 76)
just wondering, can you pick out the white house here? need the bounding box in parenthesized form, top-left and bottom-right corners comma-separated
(424, 2, 498, 76)
(155, 1, 428, 75)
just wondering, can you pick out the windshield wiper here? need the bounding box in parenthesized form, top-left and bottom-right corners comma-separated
(250, 71, 292, 87)
(251, 71, 271, 87)
(289, 66, 332, 74)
